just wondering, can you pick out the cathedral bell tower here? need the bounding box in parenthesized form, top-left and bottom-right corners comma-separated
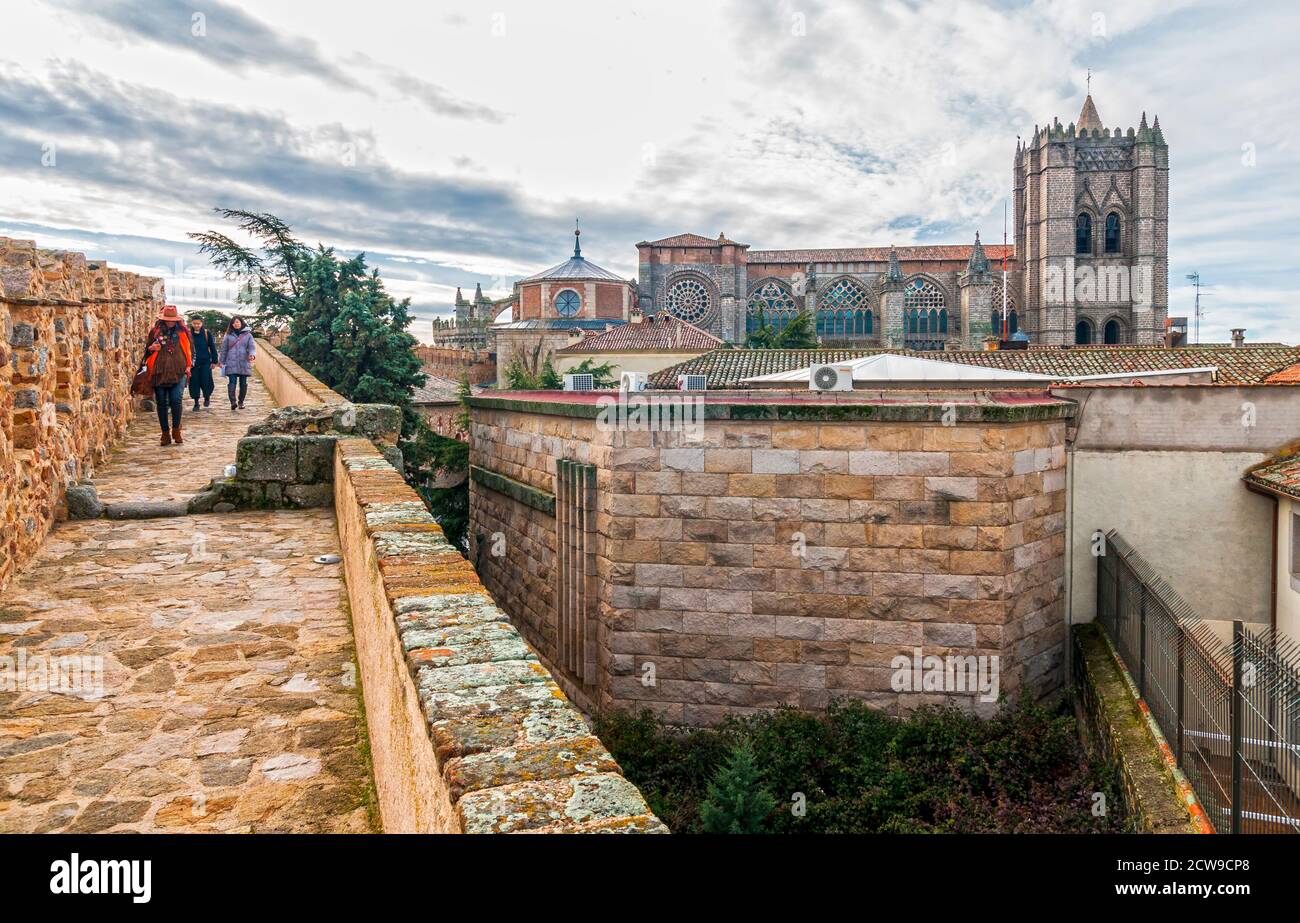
(1014, 91, 1169, 345)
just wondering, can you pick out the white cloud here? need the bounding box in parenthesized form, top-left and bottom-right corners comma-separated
(0, 0, 1295, 342)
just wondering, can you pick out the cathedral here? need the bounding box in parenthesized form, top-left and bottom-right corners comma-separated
(632, 93, 1169, 348)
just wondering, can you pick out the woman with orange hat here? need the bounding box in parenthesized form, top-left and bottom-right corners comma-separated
(143, 304, 193, 446)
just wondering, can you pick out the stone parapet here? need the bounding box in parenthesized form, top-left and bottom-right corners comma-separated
(332, 437, 664, 833)
(0, 237, 163, 590)
(253, 337, 348, 406)
(190, 403, 404, 513)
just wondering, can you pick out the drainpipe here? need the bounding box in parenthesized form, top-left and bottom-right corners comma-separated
(1060, 387, 1093, 692)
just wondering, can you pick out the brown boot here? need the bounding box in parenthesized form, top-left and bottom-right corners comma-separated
(172, 426, 183, 445)
(160, 430, 172, 446)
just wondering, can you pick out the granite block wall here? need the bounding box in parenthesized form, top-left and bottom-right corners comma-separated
(468, 395, 1075, 724)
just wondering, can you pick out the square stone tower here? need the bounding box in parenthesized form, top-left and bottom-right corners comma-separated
(1014, 95, 1169, 345)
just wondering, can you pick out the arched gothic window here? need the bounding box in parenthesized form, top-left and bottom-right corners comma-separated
(816, 278, 873, 339)
(904, 278, 947, 340)
(747, 280, 797, 335)
(1104, 318, 1122, 345)
(1075, 320, 1094, 345)
(1104, 212, 1121, 253)
(665, 277, 712, 325)
(990, 278, 1018, 337)
(1076, 213, 1093, 255)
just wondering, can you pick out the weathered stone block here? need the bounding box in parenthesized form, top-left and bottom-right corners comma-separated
(285, 483, 334, 508)
(64, 483, 103, 520)
(296, 435, 337, 483)
(236, 436, 297, 482)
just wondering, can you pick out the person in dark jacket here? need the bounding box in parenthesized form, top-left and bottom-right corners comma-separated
(187, 315, 219, 410)
(218, 316, 256, 411)
(144, 304, 193, 446)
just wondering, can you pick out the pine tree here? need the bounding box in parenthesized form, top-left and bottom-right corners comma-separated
(744, 309, 818, 349)
(191, 212, 423, 425)
(700, 739, 775, 834)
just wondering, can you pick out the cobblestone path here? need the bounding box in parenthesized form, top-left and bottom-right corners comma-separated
(0, 374, 375, 833)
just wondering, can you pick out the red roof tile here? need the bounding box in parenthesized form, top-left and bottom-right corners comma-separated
(638, 233, 742, 248)
(747, 245, 1015, 264)
(1243, 444, 1300, 500)
(1265, 362, 1300, 384)
(557, 315, 724, 353)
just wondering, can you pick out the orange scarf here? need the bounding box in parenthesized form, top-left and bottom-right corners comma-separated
(144, 323, 193, 376)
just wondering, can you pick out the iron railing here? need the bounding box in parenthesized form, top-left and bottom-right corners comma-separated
(1096, 530, 1300, 833)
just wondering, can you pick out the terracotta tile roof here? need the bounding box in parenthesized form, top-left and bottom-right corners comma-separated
(1265, 361, 1300, 384)
(648, 344, 1300, 389)
(557, 315, 724, 353)
(747, 245, 1015, 264)
(412, 373, 462, 404)
(1243, 444, 1300, 500)
(638, 233, 741, 248)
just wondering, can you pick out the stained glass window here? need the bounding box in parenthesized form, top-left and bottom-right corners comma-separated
(747, 280, 797, 335)
(555, 289, 580, 317)
(816, 278, 873, 339)
(666, 277, 712, 325)
(1076, 213, 1092, 254)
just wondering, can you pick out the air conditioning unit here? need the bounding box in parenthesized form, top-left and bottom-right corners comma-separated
(563, 373, 594, 392)
(809, 364, 854, 391)
(677, 374, 708, 391)
(620, 371, 648, 392)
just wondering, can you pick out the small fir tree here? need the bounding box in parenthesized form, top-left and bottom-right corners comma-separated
(700, 739, 775, 834)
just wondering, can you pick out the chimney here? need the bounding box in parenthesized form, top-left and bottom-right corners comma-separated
(567, 327, 583, 345)
(629, 307, 644, 324)
(1231, 328, 1245, 348)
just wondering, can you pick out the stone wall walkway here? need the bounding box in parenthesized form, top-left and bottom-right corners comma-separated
(93, 372, 274, 506)
(0, 373, 375, 833)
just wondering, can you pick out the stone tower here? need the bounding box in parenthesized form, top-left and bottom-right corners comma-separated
(453, 286, 471, 325)
(1014, 94, 1169, 345)
(958, 232, 996, 347)
(473, 282, 494, 323)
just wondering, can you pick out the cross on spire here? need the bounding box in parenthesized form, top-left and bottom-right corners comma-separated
(1086, 68, 1091, 95)
(573, 219, 582, 259)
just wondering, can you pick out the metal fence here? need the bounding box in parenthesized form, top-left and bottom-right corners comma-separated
(1096, 530, 1300, 834)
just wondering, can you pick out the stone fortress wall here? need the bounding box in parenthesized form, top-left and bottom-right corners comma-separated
(468, 393, 1074, 724)
(0, 238, 163, 591)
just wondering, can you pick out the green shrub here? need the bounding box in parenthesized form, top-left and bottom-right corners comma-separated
(593, 698, 1124, 834)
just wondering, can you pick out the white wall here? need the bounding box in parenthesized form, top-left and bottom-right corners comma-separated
(1060, 385, 1300, 627)
(1067, 450, 1274, 624)
(1279, 496, 1300, 641)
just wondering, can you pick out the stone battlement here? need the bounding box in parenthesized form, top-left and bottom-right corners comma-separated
(0, 237, 164, 590)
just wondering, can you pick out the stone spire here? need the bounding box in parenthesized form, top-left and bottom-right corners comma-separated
(886, 245, 904, 283)
(474, 282, 488, 303)
(1077, 94, 1102, 132)
(967, 232, 989, 276)
(454, 286, 468, 306)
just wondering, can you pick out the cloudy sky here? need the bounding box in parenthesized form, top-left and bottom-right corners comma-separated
(2, 0, 1296, 343)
